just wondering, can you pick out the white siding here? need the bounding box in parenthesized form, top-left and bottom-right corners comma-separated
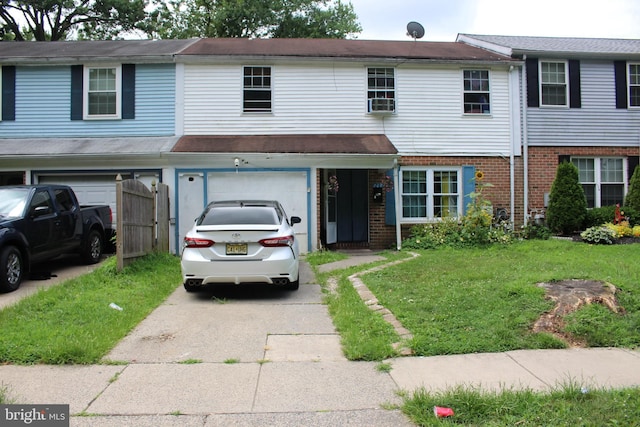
(183, 62, 515, 157)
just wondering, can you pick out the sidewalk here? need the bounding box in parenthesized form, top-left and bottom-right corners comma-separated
(0, 253, 639, 426)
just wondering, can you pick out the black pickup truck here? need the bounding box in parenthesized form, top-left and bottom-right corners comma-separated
(0, 185, 113, 293)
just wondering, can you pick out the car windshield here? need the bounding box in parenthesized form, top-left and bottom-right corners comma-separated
(0, 188, 30, 218)
(200, 206, 279, 226)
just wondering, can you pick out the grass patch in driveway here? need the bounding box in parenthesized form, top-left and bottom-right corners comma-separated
(0, 252, 181, 365)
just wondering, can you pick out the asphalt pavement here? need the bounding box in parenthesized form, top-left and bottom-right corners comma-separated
(1, 253, 639, 426)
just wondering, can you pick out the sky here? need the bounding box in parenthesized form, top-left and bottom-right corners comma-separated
(348, 0, 640, 41)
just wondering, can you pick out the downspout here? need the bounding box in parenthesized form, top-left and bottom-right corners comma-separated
(394, 157, 402, 250)
(522, 55, 530, 224)
(509, 65, 516, 225)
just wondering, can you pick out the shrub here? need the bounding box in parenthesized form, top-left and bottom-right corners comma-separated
(583, 206, 616, 229)
(580, 226, 616, 244)
(546, 162, 588, 235)
(519, 223, 552, 240)
(625, 165, 640, 212)
(605, 222, 633, 238)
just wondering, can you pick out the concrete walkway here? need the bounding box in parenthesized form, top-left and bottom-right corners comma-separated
(1, 253, 639, 426)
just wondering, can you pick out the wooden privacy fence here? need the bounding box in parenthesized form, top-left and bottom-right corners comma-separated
(115, 177, 170, 271)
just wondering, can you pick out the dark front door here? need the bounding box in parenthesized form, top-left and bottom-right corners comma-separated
(336, 170, 368, 243)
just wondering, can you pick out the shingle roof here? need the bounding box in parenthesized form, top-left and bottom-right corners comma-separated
(0, 39, 198, 63)
(458, 34, 640, 59)
(172, 134, 398, 155)
(179, 38, 513, 63)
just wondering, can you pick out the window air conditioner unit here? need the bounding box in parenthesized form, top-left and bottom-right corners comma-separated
(368, 98, 395, 114)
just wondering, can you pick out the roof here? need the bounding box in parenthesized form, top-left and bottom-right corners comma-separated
(172, 134, 398, 155)
(178, 38, 513, 63)
(0, 136, 179, 157)
(0, 39, 198, 64)
(458, 34, 640, 59)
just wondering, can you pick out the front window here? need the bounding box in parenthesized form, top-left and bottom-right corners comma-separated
(367, 67, 395, 113)
(629, 63, 640, 107)
(463, 70, 490, 114)
(84, 65, 121, 119)
(572, 157, 626, 208)
(540, 61, 568, 106)
(401, 169, 460, 220)
(243, 66, 272, 112)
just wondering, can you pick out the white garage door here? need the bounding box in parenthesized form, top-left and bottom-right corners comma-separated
(208, 171, 309, 253)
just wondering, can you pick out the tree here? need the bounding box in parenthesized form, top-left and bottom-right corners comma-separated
(546, 161, 588, 235)
(0, 0, 146, 41)
(625, 165, 640, 212)
(143, 0, 361, 39)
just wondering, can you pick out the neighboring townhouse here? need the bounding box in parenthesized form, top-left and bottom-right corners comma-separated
(0, 38, 519, 254)
(459, 34, 640, 219)
(0, 39, 197, 226)
(171, 38, 520, 253)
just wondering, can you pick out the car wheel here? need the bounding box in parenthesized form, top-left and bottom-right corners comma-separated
(82, 230, 103, 264)
(284, 278, 299, 291)
(0, 246, 23, 293)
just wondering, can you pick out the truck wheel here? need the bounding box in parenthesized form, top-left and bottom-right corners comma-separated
(83, 230, 103, 264)
(0, 246, 23, 293)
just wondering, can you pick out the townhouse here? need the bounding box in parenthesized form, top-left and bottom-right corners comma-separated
(459, 35, 640, 218)
(0, 37, 520, 253)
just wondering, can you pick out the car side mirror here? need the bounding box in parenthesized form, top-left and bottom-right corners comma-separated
(290, 216, 302, 225)
(30, 205, 52, 218)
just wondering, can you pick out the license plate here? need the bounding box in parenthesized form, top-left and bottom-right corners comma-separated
(226, 243, 248, 255)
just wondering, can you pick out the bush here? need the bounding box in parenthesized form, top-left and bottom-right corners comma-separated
(625, 166, 640, 212)
(580, 226, 616, 244)
(584, 206, 639, 229)
(546, 162, 588, 235)
(519, 223, 552, 240)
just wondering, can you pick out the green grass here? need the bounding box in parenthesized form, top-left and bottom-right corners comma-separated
(307, 240, 640, 359)
(402, 383, 640, 426)
(304, 249, 349, 265)
(0, 252, 181, 364)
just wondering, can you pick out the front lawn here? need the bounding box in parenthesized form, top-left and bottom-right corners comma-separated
(0, 253, 181, 364)
(309, 240, 640, 360)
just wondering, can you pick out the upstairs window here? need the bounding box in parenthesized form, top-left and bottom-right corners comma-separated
(463, 70, 490, 114)
(540, 61, 568, 106)
(367, 67, 395, 113)
(243, 66, 272, 112)
(84, 65, 121, 119)
(629, 63, 640, 107)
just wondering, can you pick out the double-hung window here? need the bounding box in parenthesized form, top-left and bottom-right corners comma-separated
(629, 63, 640, 108)
(571, 157, 626, 208)
(367, 67, 395, 113)
(540, 61, 568, 106)
(463, 70, 490, 114)
(401, 169, 460, 220)
(84, 65, 121, 119)
(243, 66, 272, 112)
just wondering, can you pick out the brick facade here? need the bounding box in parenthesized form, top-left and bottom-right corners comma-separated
(527, 146, 640, 212)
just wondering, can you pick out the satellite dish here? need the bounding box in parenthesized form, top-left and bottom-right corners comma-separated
(406, 21, 425, 40)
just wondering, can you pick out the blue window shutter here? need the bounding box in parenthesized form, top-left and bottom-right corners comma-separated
(122, 64, 135, 119)
(2, 66, 16, 121)
(70, 65, 83, 120)
(614, 61, 628, 109)
(384, 168, 396, 225)
(525, 58, 539, 108)
(569, 60, 581, 108)
(462, 166, 476, 215)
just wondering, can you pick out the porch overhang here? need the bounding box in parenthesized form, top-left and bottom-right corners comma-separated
(170, 134, 399, 169)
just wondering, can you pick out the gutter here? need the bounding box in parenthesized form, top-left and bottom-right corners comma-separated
(522, 54, 530, 224)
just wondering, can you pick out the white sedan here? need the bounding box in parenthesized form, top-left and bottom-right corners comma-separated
(181, 200, 301, 292)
